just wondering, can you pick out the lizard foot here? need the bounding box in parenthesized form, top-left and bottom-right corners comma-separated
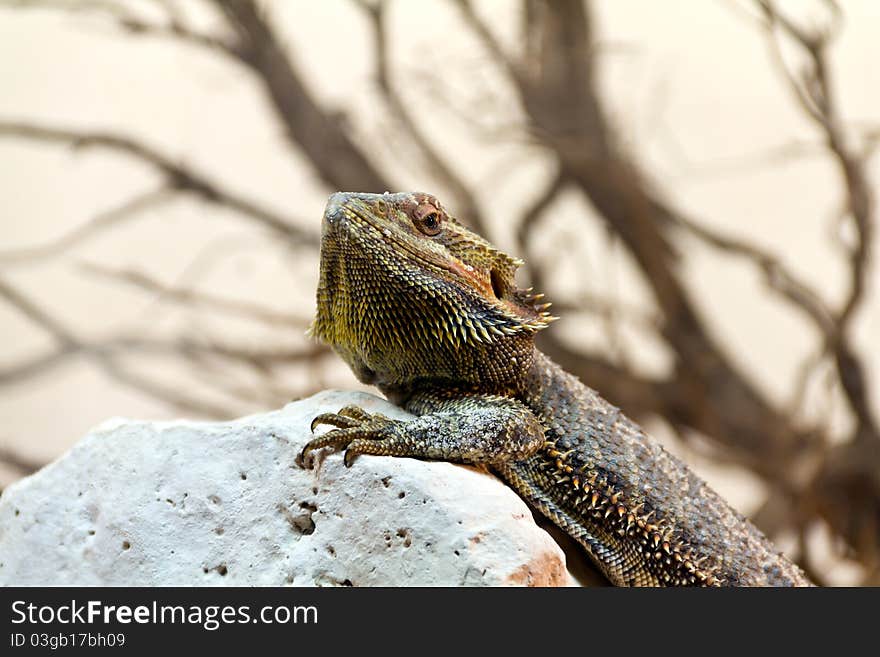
(301, 406, 400, 467)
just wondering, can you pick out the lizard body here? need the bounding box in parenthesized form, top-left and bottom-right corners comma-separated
(303, 191, 812, 587)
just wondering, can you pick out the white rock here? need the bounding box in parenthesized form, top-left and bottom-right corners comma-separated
(0, 390, 568, 586)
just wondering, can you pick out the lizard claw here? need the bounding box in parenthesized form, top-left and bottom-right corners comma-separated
(310, 412, 358, 433)
(309, 405, 376, 433)
(300, 407, 398, 468)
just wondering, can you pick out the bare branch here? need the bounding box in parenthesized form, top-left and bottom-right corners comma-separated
(672, 212, 836, 336)
(515, 168, 566, 256)
(513, 167, 566, 302)
(0, 333, 329, 388)
(787, 347, 830, 423)
(0, 274, 328, 417)
(0, 276, 78, 348)
(354, 0, 486, 232)
(94, 356, 239, 418)
(0, 120, 317, 246)
(213, 0, 392, 193)
(458, 0, 810, 465)
(667, 139, 828, 180)
(754, 0, 876, 436)
(0, 185, 172, 265)
(0, 0, 244, 59)
(115, 16, 242, 58)
(79, 263, 311, 329)
(0, 0, 134, 16)
(0, 446, 46, 477)
(451, 0, 520, 83)
(559, 292, 661, 334)
(4, 0, 393, 198)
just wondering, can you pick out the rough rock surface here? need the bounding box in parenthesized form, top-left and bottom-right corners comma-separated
(0, 390, 568, 586)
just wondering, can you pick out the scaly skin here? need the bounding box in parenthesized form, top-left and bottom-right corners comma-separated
(302, 191, 813, 587)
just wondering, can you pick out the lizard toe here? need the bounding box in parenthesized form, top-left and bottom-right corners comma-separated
(310, 412, 360, 432)
(336, 405, 373, 421)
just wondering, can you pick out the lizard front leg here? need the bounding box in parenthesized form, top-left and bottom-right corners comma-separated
(301, 391, 545, 468)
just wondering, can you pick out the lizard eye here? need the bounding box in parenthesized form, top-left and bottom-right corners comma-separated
(413, 205, 443, 236)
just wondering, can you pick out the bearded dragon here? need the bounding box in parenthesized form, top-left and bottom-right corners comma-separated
(301, 191, 812, 587)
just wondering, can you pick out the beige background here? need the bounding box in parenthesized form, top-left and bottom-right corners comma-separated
(0, 1, 877, 582)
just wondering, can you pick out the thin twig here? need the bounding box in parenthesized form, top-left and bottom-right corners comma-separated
(755, 0, 876, 437)
(79, 263, 311, 328)
(0, 274, 328, 417)
(354, 0, 486, 233)
(672, 212, 835, 337)
(0, 121, 317, 246)
(0, 186, 173, 265)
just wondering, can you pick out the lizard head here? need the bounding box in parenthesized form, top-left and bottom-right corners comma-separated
(310, 191, 556, 390)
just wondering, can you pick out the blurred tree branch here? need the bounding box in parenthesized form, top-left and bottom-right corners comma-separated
(0, 121, 314, 250)
(0, 446, 44, 493)
(354, 0, 486, 233)
(453, 0, 876, 580)
(79, 263, 312, 329)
